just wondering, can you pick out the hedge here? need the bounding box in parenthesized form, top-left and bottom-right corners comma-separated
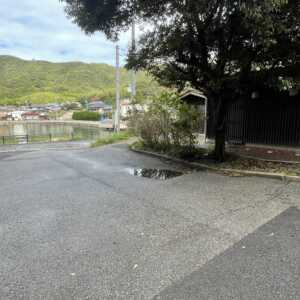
(72, 111, 100, 121)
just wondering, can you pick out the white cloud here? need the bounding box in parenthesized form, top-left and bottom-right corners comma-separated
(0, 0, 131, 65)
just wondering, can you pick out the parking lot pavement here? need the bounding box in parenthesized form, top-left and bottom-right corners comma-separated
(0, 143, 299, 299)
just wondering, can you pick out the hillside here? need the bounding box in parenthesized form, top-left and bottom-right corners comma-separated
(0, 55, 162, 105)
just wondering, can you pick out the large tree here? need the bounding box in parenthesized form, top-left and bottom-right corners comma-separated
(62, 0, 300, 161)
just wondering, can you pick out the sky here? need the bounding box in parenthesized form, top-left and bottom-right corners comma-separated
(0, 0, 132, 65)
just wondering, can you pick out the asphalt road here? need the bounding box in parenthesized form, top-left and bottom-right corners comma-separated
(0, 143, 299, 299)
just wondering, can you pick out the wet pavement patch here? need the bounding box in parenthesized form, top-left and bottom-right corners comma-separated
(127, 168, 183, 180)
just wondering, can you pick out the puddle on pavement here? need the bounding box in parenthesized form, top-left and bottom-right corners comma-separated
(127, 168, 183, 180)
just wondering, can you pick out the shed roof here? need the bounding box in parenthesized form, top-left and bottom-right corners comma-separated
(180, 88, 207, 105)
(88, 101, 106, 109)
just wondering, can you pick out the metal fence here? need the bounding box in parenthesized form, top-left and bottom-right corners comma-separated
(207, 95, 300, 146)
(0, 133, 78, 145)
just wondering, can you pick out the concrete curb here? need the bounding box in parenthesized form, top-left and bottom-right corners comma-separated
(130, 146, 300, 183)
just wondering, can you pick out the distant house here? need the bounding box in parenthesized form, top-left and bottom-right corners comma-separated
(88, 101, 106, 112)
(8, 111, 24, 121)
(30, 104, 49, 112)
(0, 106, 16, 113)
(46, 104, 62, 112)
(120, 99, 149, 118)
(22, 111, 49, 121)
(0, 112, 8, 120)
(88, 101, 113, 119)
(120, 99, 131, 118)
(101, 105, 113, 120)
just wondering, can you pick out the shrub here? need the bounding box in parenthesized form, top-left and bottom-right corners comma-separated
(129, 91, 204, 157)
(72, 111, 100, 121)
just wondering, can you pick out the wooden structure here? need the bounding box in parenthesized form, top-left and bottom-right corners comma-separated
(180, 88, 208, 138)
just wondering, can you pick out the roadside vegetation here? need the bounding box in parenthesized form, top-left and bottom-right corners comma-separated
(91, 132, 133, 148)
(72, 111, 100, 121)
(129, 92, 208, 160)
(62, 0, 300, 162)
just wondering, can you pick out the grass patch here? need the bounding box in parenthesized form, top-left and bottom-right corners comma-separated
(29, 135, 51, 143)
(130, 140, 145, 151)
(91, 132, 133, 148)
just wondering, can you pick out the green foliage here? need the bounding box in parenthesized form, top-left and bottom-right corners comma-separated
(91, 132, 133, 147)
(172, 104, 204, 152)
(62, 0, 300, 162)
(0, 55, 163, 105)
(62, 0, 299, 91)
(129, 92, 204, 157)
(72, 111, 100, 121)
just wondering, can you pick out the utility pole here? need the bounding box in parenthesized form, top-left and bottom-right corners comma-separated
(115, 45, 121, 133)
(130, 20, 136, 101)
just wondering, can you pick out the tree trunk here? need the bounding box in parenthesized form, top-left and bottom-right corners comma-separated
(214, 98, 227, 162)
(215, 126, 226, 162)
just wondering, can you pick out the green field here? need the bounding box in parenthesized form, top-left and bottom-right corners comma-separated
(0, 55, 163, 105)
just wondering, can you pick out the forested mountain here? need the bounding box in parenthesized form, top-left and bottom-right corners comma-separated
(0, 55, 162, 105)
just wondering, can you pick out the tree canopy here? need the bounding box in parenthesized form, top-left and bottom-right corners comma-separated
(62, 0, 300, 160)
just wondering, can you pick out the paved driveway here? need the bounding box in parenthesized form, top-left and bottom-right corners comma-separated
(0, 143, 299, 299)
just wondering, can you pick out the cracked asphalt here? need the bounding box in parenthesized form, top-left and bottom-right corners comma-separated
(0, 143, 299, 299)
